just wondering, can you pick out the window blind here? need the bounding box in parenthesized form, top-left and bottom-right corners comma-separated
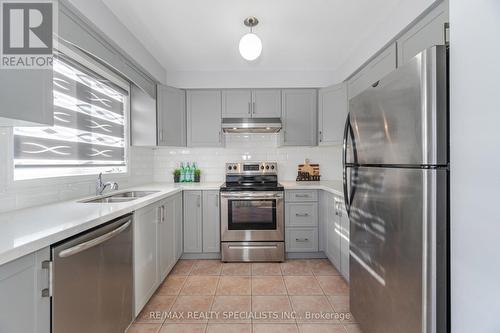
(14, 56, 128, 174)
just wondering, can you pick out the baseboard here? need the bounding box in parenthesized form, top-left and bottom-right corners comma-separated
(181, 252, 221, 260)
(286, 251, 328, 259)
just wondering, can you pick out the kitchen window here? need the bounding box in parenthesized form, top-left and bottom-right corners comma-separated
(13, 53, 130, 180)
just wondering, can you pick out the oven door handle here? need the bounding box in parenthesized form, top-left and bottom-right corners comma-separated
(228, 245, 279, 250)
(220, 192, 283, 200)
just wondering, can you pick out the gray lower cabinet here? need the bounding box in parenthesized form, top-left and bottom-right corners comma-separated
(0, 248, 50, 333)
(158, 198, 176, 282)
(338, 200, 350, 281)
(157, 85, 186, 147)
(173, 193, 184, 260)
(318, 83, 348, 145)
(397, 2, 449, 66)
(187, 90, 223, 147)
(202, 191, 220, 253)
(285, 190, 319, 252)
(281, 89, 318, 146)
(0, 69, 53, 126)
(325, 194, 341, 271)
(183, 191, 203, 253)
(347, 43, 397, 100)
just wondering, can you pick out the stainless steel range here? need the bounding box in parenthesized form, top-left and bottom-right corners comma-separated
(220, 162, 285, 262)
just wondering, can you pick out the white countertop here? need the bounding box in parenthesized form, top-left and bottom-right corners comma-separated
(0, 180, 342, 266)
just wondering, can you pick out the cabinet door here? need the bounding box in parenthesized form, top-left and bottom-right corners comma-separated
(157, 85, 186, 147)
(397, 2, 448, 66)
(133, 203, 159, 315)
(318, 83, 347, 145)
(286, 228, 319, 252)
(131, 84, 157, 146)
(326, 197, 341, 271)
(187, 90, 223, 147)
(158, 199, 175, 281)
(252, 89, 281, 118)
(222, 89, 252, 118)
(339, 202, 350, 281)
(202, 191, 220, 253)
(347, 43, 397, 100)
(281, 89, 317, 146)
(183, 191, 203, 253)
(0, 69, 53, 126)
(318, 191, 328, 252)
(0, 248, 50, 333)
(286, 202, 318, 227)
(173, 193, 183, 260)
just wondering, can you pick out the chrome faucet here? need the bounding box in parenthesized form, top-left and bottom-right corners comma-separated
(96, 173, 119, 196)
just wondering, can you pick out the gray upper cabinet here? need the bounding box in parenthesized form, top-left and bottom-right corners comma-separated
(347, 43, 397, 100)
(318, 83, 347, 145)
(0, 69, 53, 127)
(131, 84, 157, 146)
(157, 85, 186, 147)
(0, 248, 50, 333)
(202, 191, 220, 253)
(187, 90, 223, 147)
(397, 2, 449, 65)
(252, 89, 281, 118)
(222, 89, 253, 118)
(183, 191, 203, 253)
(281, 89, 317, 146)
(222, 89, 281, 118)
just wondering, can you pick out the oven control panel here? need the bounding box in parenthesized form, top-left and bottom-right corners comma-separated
(226, 162, 278, 175)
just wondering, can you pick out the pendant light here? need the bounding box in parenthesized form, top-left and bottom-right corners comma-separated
(239, 16, 262, 61)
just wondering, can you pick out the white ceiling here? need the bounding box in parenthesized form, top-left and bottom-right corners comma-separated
(102, 0, 437, 87)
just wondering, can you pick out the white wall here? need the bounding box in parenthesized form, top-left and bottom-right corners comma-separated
(449, 1, 500, 332)
(154, 133, 342, 182)
(67, 0, 167, 84)
(0, 127, 155, 213)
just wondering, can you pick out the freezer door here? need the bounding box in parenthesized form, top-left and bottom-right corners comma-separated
(347, 46, 448, 166)
(348, 166, 447, 333)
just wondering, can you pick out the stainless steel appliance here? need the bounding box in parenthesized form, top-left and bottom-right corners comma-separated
(220, 161, 285, 262)
(222, 118, 282, 133)
(344, 46, 448, 333)
(52, 214, 133, 333)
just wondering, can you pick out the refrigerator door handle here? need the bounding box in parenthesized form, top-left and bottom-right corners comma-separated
(343, 114, 351, 216)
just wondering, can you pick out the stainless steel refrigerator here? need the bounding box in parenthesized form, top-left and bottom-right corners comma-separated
(343, 46, 448, 333)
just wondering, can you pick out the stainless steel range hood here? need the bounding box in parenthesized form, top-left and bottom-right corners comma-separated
(222, 118, 282, 133)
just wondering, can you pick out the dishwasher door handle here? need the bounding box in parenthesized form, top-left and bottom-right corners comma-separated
(58, 220, 132, 258)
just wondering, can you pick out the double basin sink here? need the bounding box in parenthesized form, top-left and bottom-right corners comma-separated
(80, 191, 160, 204)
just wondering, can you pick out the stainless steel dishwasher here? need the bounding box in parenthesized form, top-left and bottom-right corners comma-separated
(52, 214, 133, 333)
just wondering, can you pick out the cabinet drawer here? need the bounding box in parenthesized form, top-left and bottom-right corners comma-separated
(286, 202, 318, 227)
(286, 228, 318, 252)
(285, 190, 318, 202)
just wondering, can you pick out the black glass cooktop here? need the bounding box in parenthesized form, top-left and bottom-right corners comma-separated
(220, 182, 284, 192)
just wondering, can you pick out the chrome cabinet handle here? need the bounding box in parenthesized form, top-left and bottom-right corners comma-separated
(295, 213, 309, 217)
(41, 260, 52, 298)
(295, 194, 310, 198)
(295, 238, 309, 242)
(248, 102, 251, 114)
(197, 196, 201, 207)
(253, 102, 256, 115)
(58, 221, 131, 258)
(319, 131, 323, 142)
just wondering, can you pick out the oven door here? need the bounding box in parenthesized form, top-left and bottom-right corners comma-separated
(220, 191, 284, 242)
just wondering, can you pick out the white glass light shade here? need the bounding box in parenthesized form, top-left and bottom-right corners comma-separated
(239, 33, 262, 61)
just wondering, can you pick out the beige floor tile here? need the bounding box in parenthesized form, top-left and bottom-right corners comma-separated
(253, 323, 299, 333)
(206, 323, 252, 333)
(156, 275, 187, 295)
(297, 323, 346, 333)
(136, 295, 176, 323)
(344, 323, 363, 333)
(168, 296, 214, 323)
(127, 323, 162, 333)
(252, 263, 283, 276)
(252, 296, 295, 323)
(307, 259, 341, 276)
(290, 296, 337, 323)
(191, 260, 223, 275)
(327, 296, 356, 323)
(316, 276, 349, 296)
(180, 276, 219, 295)
(283, 276, 323, 295)
(222, 263, 251, 276)
(210, 296, 252, 323)
(171, 260, 196, 275)
(252, 276, 287, 295)
(216, 276, 251, 295)
(281, 260, 313, 276)
(159, 323, 207, 333)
